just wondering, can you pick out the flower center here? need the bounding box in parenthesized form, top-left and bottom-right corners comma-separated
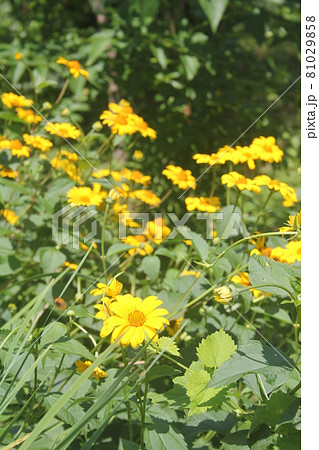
(80, 195, 91, 204)
(10, 140, 22, 150)
(128, 310, 146, 327)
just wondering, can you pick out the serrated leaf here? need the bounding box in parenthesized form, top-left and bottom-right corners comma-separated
(186, 368, 226, 416)
(53, 338, 94, 361)
(156, 336, 181, 357)
(197, 329, 237, 369)
(208, 340, 294, 389)
(106, 243, 133, 257)
(144, 418, 187, 450)
(248, 255, 296, 298)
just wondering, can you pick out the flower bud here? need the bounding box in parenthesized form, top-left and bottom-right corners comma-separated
(214, 286, 232, 304)
(92, 121, 103, 131)
(43, 101, 52, 110)
(108, 189, 121, 201)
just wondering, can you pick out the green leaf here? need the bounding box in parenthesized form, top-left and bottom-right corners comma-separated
(0, 111, 26, 123)
(156, 336, 181, 357)
(197, 329, 237, 369)
(248, 255, 296, 298)
(120, 439, 140, 450)
(250, 391, 294, 435)
(144, 418, 187, 450)
(198, 0, 229, 33)
(0, 177, 29, 193)
(185, 368, 225, 416)
(106, 243, 133, 257)
(142, 255, 160, 281)
(40, 322, 68, 348)
(208, 340, 295, 389)
(181, 55, 200, 81)
(53, 338, 94, 361)
(38, 247, 66, 273)
(0, 255, 21, 276)
(86, 30, 115, 65)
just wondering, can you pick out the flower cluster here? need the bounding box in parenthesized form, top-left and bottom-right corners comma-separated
(100, 100, 156, 138)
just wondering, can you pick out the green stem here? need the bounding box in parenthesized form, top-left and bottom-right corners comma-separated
(121, 347, 134, 441)
(101, 204, 110, 279)
(55, 78, 70, 105)
(140, 352, 149, 450)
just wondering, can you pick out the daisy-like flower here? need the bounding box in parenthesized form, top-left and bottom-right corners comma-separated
(14, 52, 22, 60)
(97, 294, 169, 348)
(90, 279, 123, 299)
(185, 196, 221, 213)
(67, 183, 107, 206)
(123, 235, 154, 256)
(122, 169, 151, 187)
(45, 122, 81, 139)
(51, 157, 83, 184)
(270, 241, 301, 264)
(92, 168, 111, 179)
(221, 171, 260, 193)
(250, 235, 272, 258)
(1, 93, 33, 109)
(100, 110, 136, 136)
(0, 139, 31, 158)
(128, 114, 157, 139)
(133, 190, 160, 206)
(162, 165, 196, 190)
(0, 166, 18, 179)
(143, 217, 171, 245)
(57, 57, 89, 79)
(214, 286, 232, 304)
(75, 360, 107, 380)
(108, 99, 134, 115)
(231, 272, 269, 298)
(253, 175, 297, 207)
(15, 108, 42, 124)
(23, 134, 53, 152)
(167, 317, 184, 337)
(64, 261, 78, 270)
(279, 211, 301, 232)
(250, 136, 284, 163)
(57, 150, 78, 161)
(0, 209, 19, 225)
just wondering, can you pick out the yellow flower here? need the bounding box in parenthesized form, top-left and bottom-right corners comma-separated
(14, 52, 22, 60)
(143, 217, 171, 245)
(58, 150, 78, 161)
(75, 360, 107, 380)
(0, 166, 18, 179)
(92, 168, 111, 179)
(108, 99, 134, 115)
(122, 169, 151, 187)
(167, 317, 184, 337)
(162, 165, 196, 190)
(271, 241, 301, 264)
(133, 190, 160, 206)
(57, 57, 89, 79)
(214, 286, 232, 304)
(184, 240, 192, 246)
(1, 93, 33, 109)
(0, 139, 31, 158)
(221, 171, 260, 193)
(0, 209, 19, 225)
(250, 136, 284, 164)
(16, 108, 42, 124)
(23, 134, 53, 152)
(249, 235, 273, 258)
(133, 150, 144, 160)
(279, 211, 301, 232)
(128, 114, 157, 139)
(80, 242, 97, 251)
(45, 122, 81, 139)
(90, 279, 123, 299)
(51, 157, 83, 184)
(100, 110, 136, 136)
(231, 272, 269, 298)
(98, 294, 169, 348)
(185, 196, 221, 212)
(67, 183, 107, 206)
(123, 235, 154, 256)
(181, 270, 200, 278)
(253, 175, 297, 207)
(64, 261, 78, 270)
